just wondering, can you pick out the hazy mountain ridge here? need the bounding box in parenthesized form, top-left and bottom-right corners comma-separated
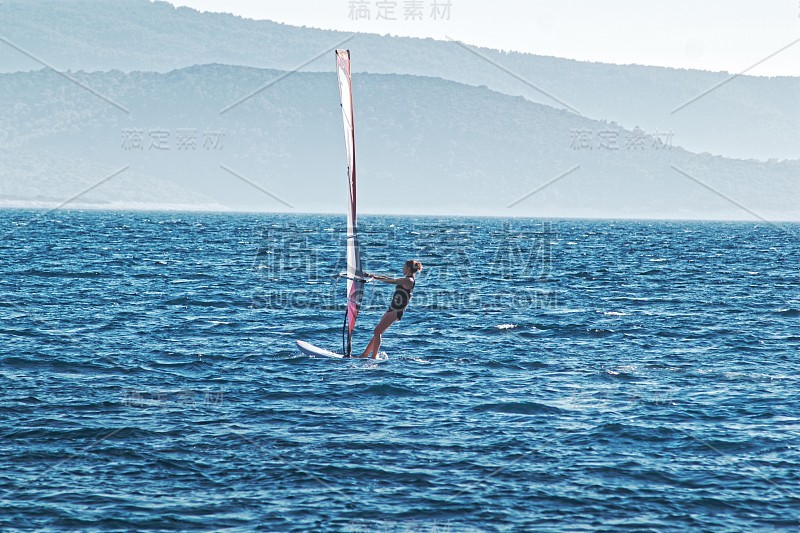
(1, 0, 797, 160)
(1, 64, 797, 219)
(0, 148, 224, 210)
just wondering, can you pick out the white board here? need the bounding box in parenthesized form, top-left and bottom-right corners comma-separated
(296, 340, 346, 358)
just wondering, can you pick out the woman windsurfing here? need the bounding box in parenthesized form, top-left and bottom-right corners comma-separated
(358, 259, 423, 358)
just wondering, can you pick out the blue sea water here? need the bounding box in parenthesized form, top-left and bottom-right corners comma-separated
(1, 209, 799, 531)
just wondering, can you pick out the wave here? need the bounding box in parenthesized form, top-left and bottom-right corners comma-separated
(473, 401, 563, 415)
(362, 384, 420, 397)
(18, 269, 109, 279)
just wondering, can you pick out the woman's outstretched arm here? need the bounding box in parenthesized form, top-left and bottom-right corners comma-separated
(364, 273, 409, 285)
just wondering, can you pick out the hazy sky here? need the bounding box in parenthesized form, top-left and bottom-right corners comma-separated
(165, 0, 800, 76)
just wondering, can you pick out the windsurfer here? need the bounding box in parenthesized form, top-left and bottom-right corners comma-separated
(358, 259, 423, 358)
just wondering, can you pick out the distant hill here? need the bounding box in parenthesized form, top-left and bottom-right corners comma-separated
(1, 64, 797, 220)
(0, 0, 798, 160)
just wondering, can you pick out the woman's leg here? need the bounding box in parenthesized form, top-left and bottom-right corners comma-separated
(359, 336, 376, 358)
(368, 311, 398, 358)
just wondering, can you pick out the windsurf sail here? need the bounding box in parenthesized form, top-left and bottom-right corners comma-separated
(336, 49, 364, 356)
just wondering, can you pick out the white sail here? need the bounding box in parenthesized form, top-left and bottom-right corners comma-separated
(336, 49, 364, 356)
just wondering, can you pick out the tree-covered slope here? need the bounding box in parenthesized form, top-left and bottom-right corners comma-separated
(1, 0, 797, 160)
(1, 65, 796, 219)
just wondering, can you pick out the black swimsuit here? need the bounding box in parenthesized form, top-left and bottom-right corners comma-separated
(389, 277, 414, 320)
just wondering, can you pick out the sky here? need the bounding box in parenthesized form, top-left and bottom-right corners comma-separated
(165, 0, 800, 76)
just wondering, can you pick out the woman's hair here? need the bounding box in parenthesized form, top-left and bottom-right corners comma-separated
(405, 259, 423, 274)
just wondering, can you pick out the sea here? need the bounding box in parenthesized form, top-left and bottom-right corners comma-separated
(1, 209, 798, 531)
